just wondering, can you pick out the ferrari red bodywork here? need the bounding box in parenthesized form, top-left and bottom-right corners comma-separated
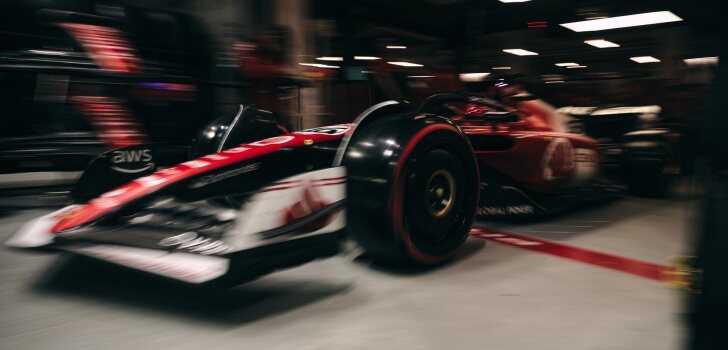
(448, 97, 600, 195)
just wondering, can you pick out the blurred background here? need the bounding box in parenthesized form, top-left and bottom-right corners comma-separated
(0, 0, 720, 200)
(0, 0, 720, 203)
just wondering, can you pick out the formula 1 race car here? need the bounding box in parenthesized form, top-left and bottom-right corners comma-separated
(417, 93, 613, 219)
(6, 99, 480, 285)
(5, 92, 648, 285)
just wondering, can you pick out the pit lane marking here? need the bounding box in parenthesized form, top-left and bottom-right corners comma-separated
(564, 220, 609, 223)
(524, 230, 579, 234)
(471, 226, 671, 281)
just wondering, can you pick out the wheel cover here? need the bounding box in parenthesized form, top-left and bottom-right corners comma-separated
(425, 169, 456, 219)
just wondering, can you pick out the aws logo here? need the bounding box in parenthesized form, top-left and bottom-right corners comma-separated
(110, 147, 154, 174)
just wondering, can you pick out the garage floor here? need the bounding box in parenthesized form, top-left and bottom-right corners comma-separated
(0, 195, 695, 350)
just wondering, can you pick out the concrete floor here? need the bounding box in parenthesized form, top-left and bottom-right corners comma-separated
(0, 196, 694, 350)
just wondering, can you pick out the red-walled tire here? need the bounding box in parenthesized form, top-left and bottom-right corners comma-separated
(344, 114, 479, 265)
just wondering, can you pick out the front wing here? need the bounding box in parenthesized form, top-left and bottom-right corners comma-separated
(5, 167, 347, 285)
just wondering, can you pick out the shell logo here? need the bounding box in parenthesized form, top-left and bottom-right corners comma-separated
(541, 137, 575, 181)
(283, 183, 334, 233)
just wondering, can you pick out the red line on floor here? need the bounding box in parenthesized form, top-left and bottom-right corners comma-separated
(470, 226, 671, 281)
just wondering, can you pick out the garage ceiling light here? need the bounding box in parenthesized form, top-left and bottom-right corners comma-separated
(354, 56, 381, 60)
(386, 45, 407, 49)
(555, 62, 579, 67)
(299, 63, 340, 69)
(387, 61, 423, 67)
(492, 66, 511, 70)
(503, 49, 538, 56)
(584, 39, 620, 48)
(567, 65, 587, 69)
(459, 72, 491, 82)
(545, 80, 565, 84)
(560, 11, 682, 32)
(683, 57, 718, 66)
(630, 56, 660, 63)
(316, 56, 343, 61)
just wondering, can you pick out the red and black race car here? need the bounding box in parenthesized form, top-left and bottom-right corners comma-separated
(416, 92, 616, 218)
(5, 98, 480, 285)
(5, 92, 639, 285)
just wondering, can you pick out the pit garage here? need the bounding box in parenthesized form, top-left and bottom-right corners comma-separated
(0, 0, 723, 349)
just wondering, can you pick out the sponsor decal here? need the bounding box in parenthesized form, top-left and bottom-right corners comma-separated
(91, 197, 120, 209)
(541, 137, 575, 181)
(249, 135, 295, 146)
(101, 188, 128, 198)
(157, 167, 183, 176)
(202, 154, 229, 161)
(280, 183, 335, 235)
(297, 124, 352, 135)
(477, 205, 534, 216)
(55, 206, 84, 220)
(188, 162, 261, 189)
(225, 146, 250, 153)
(182, 160, 210, 168)
(159, 232, 197, 246)
(53, 132, 348, 233)
(135, 174, 166, 187)
(159, 231, 231, 255)
(110, 148, 154, 174)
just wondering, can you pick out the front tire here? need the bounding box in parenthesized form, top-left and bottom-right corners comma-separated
(345, 117, 479, 265)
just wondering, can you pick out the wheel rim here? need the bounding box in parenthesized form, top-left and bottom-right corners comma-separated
(424, 169, 456, 219)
